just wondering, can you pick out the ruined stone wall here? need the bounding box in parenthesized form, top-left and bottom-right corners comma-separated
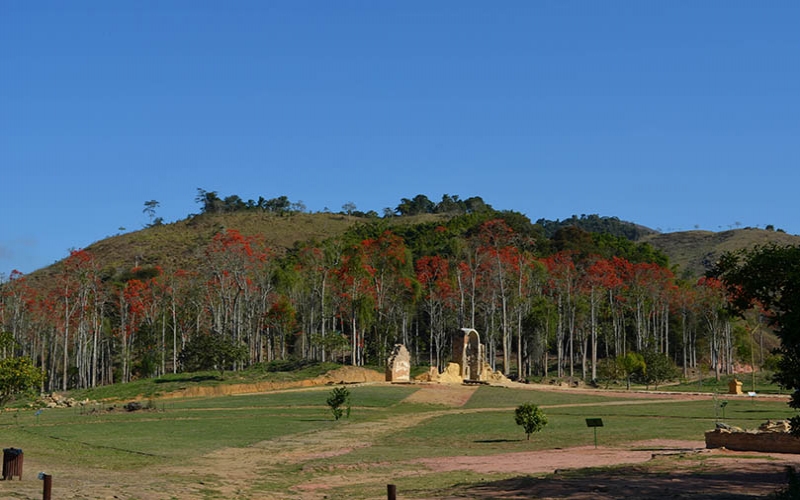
(705, 429, 800, 454)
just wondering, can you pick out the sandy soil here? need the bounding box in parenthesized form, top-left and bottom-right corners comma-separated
(2, 379, 797, 499)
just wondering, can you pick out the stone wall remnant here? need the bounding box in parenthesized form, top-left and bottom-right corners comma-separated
(452, 328, 483, 381)
(705, 420, 800, 454)
(386, 344, 411, 382)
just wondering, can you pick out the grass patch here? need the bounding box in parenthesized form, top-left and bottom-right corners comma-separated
(660, 371, 785, 395)
(4, 405, 330, 470)
(464, 384, 646, 409)
(5, 382, 795, 498)
(3, 384, 424, 472)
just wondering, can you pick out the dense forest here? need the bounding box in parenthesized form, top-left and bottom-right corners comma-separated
(0, 193, 775, 392)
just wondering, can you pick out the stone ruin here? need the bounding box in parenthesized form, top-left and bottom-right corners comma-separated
(415, 328, 509, 384)
(386, 344, 411, 383)
(453, 328, 484, 382)
(705, 419, 800, 454)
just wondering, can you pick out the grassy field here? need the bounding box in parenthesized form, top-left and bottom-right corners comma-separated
(0, 382, 795, 499)
(659, 371, 787, 395)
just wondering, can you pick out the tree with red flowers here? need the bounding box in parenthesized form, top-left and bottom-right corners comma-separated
(53, 249, 102, 390)
(203, 229, 272, 364)
(357, 231, 415, 364)
(476, 219, 520, 374)
(416, 255, 455, 368)
(542, 251, 579, 377)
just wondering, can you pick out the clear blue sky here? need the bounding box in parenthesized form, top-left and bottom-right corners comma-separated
(3, 1, 799, 275)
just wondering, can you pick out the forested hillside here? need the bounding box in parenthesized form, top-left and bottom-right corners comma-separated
(0, 192, 792, 392)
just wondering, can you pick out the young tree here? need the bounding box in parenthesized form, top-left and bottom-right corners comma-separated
(618, 352, 646, 390)
(640, 350, 679, 389)
(326, 386, 351, 420)
(514, 403, 548, 440)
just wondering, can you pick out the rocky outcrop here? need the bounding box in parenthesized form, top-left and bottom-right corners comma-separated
(39, 393, 93, 408)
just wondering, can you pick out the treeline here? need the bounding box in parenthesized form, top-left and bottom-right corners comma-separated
(0, 208, 765, 391)
(192, 189, 653, 242)
(194, 189, 308, 216)
(193, 189, 495, 219)
(536, 214, 656, 241)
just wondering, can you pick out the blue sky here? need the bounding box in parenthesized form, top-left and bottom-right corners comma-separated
(3, 2, 799, 275)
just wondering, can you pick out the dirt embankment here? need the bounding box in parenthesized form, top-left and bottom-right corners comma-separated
(158, 366, 385, 399)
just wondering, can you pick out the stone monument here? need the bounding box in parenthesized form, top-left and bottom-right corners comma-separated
(386, 344, 411, 383)
(452, 328, 483, 382)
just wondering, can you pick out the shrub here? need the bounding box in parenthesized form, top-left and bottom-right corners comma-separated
(0, 356, 45, 407)
(514, 403, 548, 440)
(327, 386, 351, 421)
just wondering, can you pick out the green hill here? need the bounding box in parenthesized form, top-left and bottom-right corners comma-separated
(641, 228, 800, 279)
(27, 209, 800, 282)
(28, 210, 452, 282)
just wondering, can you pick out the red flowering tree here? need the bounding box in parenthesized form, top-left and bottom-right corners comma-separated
(542, 251, 578, 377)
(356, 231, 414, 364)
(416, 255, 455, 368)
(53, 249, 102, 390)
(203, 229, 273, 367)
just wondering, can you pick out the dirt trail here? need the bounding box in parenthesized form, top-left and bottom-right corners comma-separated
(171, 406, 461, 499)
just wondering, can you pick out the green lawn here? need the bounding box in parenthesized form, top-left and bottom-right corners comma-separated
(658, 371, 786, 395)
(1, 383, 795, 498)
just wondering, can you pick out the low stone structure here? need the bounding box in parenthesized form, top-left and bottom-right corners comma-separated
(39, 393, 91, 408)
(705, 420, 800, 454)
(481, 362, 511, 383)
(385, 344, 411, 383)
(412, 328, 511, 385)
(415, 361, 510, 385)
(728, 378, 743, 395)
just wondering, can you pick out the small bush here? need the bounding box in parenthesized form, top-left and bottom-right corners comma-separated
(327, 386, 351, 421)
(514, 403, 547, 440)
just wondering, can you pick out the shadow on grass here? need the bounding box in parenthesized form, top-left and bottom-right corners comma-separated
(474, 439, 524, 443)
(452, 463, 789, 499)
